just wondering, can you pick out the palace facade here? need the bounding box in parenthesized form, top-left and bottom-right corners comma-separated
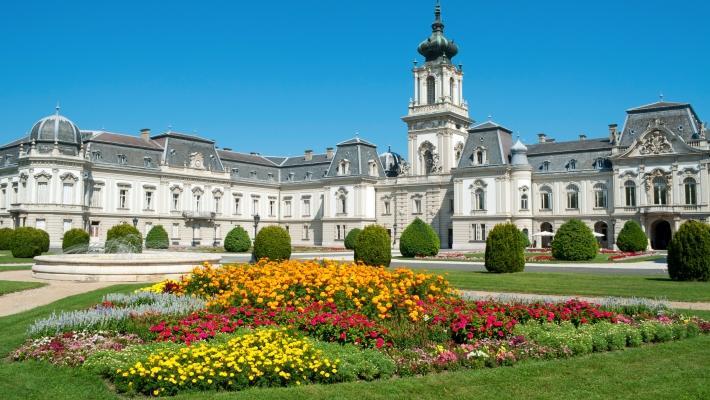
(1, 4, 708, 250)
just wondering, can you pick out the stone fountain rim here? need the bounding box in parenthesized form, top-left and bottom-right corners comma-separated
(34, 253, 222, 266)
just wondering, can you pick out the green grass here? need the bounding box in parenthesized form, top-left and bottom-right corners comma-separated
(0, 265, 32, 272)
(0, 284, 708, 399)
(0, 250, 36, 264)
(417, 270, 710, 302)
(457, 252, 665, 264)
(0, 280, 45, 296)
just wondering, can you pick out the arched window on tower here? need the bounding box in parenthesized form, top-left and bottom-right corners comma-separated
(449, 78, 454, 102)
(426, 76, 436, 105)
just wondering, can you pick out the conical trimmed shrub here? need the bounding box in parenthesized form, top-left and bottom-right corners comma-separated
(145, 225, 169, 249)
(484, 223, 525, 273)
(224, 226, 251, 253)
(399, 218, 440, 258)
(551, 219, 598, 261)
(616, 220, 648, 252)
(667, 220, 710, 281)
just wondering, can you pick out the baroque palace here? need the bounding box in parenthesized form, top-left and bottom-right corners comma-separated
(0, 4, 708, 251)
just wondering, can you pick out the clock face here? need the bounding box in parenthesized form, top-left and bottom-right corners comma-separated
(195, 160, 202, 168)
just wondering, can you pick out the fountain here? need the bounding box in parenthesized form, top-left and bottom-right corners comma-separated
(32, 238, 221, 282)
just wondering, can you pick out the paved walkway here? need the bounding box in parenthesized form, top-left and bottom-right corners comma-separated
(0, 270, 113, 317)
(461, 290, 710, 311)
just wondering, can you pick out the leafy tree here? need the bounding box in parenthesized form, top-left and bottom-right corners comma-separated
(484, 223, 525, 273)
(551, 219, 598, 261)
(399, 218, 440, 257)
(615, 220, 648, 252)
(344, 228, 362, 250)
(354, 225, 391, 267)
(224, 226, 251, 253)
(667, 220, 710, 281)
(253, 226, 291, 261)
(145, 225, 170, 249)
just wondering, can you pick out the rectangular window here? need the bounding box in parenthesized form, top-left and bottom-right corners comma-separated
(214, 196, 222, 214)
(480, 224, 487, 240)
(62, 183, 74, 204)
(234, 197, 241, 215)
(336, 225, 341, 240)
(269, 199, 276, 217)
(284, 200, 292, 217)
(172, 193, 180, 211)
(302, 198, 311, 217)
(252, 198, 259, 215)
(595, 190, 607, 208)
(172, 223, 180, 239)
(90, 221, 100, 238)
(567, 192, 578, 209)
(117, 154, 127, 165)
(37, 182, 49, 203)
(118, 188, 128, 209)
(625, 186, 636, 206)
(384, 200, 391, 215)
(302, 224, 310, 240)
(91, 186, 103, 208)
(449, 198, 454, 213)
(541, 193, 551, 210)
(11, 184, 18, 204)
(413, 198, 422, 214)
(144, 191, 154, 210)
(63, 219, 72, 233)
(36, 218, 46, 231)
(0, 188, 5, 209)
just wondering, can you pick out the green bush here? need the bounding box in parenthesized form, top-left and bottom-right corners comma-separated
(667, 220, 710, 281)
(252, 226, 291, 261)
(105, 223, 143, 253)
(314, 342, 396, 382)
(344, 228, 362, 250)
(616, 220, 648, 252)
(0, 227, 14, 250)
(551, 219, 598, 261)
(62, 228, 90, 253)
(399, 218, 440, 258)
(145, 225, 169, 249)
(354, 224, 391, 267)
(484, 223, 525, 273)
(519, 229, 531, 248)
(39, 229, 50, 253)
(8, 227, 45, 258)
(224, 226, 251, 253)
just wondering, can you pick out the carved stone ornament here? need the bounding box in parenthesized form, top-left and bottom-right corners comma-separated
(643, 168, 671, 190)
(431, 153, 443, 173)
(189, 152, 205, 169)
(639, 131, 672, 155)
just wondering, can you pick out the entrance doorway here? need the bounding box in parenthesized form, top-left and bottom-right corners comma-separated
(594, 221, 609, 249)
(540, 222, 553, 248)
(651, 220, 672, 250)
(447, 228, 453, 249)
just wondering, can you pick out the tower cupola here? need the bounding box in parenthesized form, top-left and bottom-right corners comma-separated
(417, 2, 458, 64)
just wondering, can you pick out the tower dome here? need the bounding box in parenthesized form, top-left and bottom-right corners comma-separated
(510, 137, 529, 165)
(417, 2, 458, 63)
(379, 146, 405, 177)
(28, 106, 82, 147)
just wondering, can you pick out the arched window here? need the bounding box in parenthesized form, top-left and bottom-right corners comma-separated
(336, 188, 348, 215)
(684, 177, 697, 205)
(338, 160, 350, 176)
(474, 188, 486, 210)
(653, 177, 668, 205)
(540, 186, 552, 210)
(449, 77, 454, 101)
(624, 181, 636, 206)
(472, 147, 487, 166)
(426, 76, 436, 105)
(520, 193, 529, 210)
(594, 183, 608, 208)
(566, 184, 579, 209)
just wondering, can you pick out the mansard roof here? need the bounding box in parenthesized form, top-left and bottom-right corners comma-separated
(627, 101, 690, 113)
(619, 101, 702, 147)
(217, 149, 278, 167)
(151, 131, 215, 144)
(337, 137, 377, 147)
(527, 137, 612, 155)
(469, 120, 512, 133)
(86, 131, 164, 150)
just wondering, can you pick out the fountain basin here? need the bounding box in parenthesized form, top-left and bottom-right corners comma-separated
(32, 253, 221, 282)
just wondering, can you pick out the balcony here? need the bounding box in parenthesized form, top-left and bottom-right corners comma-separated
(182, 211, 216, 221)
(7, 203, 88, 213)
(640, 204, 702, 214)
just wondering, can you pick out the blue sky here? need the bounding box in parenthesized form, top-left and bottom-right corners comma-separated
(0, 0, 708, 155)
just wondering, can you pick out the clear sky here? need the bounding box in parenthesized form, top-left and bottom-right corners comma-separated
(0, 0, 708, 155)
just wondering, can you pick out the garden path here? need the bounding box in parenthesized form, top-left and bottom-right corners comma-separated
(0, 269, 112, 317)
(461, 290, 710, 311)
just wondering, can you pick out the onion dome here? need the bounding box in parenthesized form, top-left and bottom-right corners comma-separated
(511, 137, 529, 165)
(379, 146, 405, 177)
(417, 3, 458, 63)
(29, 105, 82, 146)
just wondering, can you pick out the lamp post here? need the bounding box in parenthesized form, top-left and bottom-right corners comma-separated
(132, 217, 138, 228)
(253, 214, 260, 240)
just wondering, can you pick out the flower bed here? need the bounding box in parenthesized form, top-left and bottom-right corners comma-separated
(13, 260, 709, 397)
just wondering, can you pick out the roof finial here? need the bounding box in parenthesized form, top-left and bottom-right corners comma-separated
(167, 124, 173, 133)
(432, 0, 443, 32)
(659, 92, 664, 101)
(488, 114, 493, 121)
(55, 102, 60, 116)
(355, 130, 359, 138)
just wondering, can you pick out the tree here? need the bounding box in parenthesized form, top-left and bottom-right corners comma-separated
(145, 225, 170, 249)
(354, 225, 391, 267)
(224, 226, 251, 253)
(344, 228, 362, 250)
(551, 219, 598, 261)
(105, 223, 143, 253)
(399, 218, 440, 257)
(253, 226, 291, 261)
(62, 228, 90, 253)
(667, 220, 710, 281)
(484, 223, 525, 273)
(615, 220, 648, 252)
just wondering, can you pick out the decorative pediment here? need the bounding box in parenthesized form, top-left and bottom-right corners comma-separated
(643, 168, 671, 190)
(60, 172, 78, 182)
(188, 152, 205, 169)
(34, 171, 52, 182)
(618, 170, 638, 179)
(469, 179, 487, 189)
(678, 166, 700, 176)
(170, 184, 183, 193)
(638, 130, 672, 155)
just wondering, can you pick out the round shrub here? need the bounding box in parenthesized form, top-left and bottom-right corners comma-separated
(145, 225, 169, 249)
(39, 229, 50, 253)
(224, 226, 251, 253)
(667, 220, 710, 281)
(399, 218, 440, 258)
(616, 220, 648, 252)
(354, 224, 391, 267)
(105, 223, 143, 253)
(62, 228, 90, 253)
(484, 223, 525, 273)
(8, 227, 45, 258)
(519, 229, 531, 249)
(344, 228, 362, 250)
(551, 219, 598, 261)
(252, 226, 291, 261)
(0, 227, 14, 250)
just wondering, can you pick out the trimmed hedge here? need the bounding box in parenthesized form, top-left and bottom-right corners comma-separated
(354, 224, 391, 267)
(224, 226, 251, 253)
(616, 220, 648, 252)
(105, 223, 143, 253)
(399, 218, 440, 258)
(252, 226, 291, 261)
(551, 219, 598, 261)
(484, 223, 525, 273)
(0, 227, 13, 250)
(62, 228, 90, 253)
(667, 220, 710, 281)
(39, 230, 50, 253)
(344, 228, 362, 250)
(145, 225, 169, 249)
(8, 227, 45, 258)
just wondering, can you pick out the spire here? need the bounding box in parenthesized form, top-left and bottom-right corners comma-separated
(55, 102, 60, 116)
(417, 2, 458, 63)
(432, 1, 443, 32)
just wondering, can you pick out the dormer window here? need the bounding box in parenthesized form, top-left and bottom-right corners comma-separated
(231, 168, 239, 176)
(250, 171, 257, 179)
(288, 172, 295, 181)
(594, 158, 610, 170)
(144, 157, 153, 168)
(92, 151, 102, 161)
(305, 171, 313, 180)
(567, 159, 576, 171)
(368, 160, 378, 177)
(338, 159, 350, 176)
(267, 172, 274, 181)
(541, 161, 550, 172)
(117, 154, 127, 165)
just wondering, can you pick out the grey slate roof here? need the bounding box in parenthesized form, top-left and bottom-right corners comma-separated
(619, 102, 703, 147)
(457, 121, 511, 169)
(87, 131, 164, 150)
(326, 137, 383, 178)
(527, 137, 612, 155)
(527, 137, 612, 173)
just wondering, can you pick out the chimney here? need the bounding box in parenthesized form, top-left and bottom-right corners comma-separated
(304, 149, 313, 161)
(608, 123, 618, 144)
(222, 147, 232, 152)
(579, 133, 587, 141)
(250, 152, 260, 156)
(326, 147, 334, 159)
(140, 128, 151, 141)
(537, 133, 547, 143)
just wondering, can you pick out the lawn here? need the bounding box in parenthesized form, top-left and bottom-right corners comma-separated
(0, 284, 707, 400)
(457, 252, 665, 264)
(0, 280, 46, 296)
(414, 270, 710, 302)
(0, 265, 32, 272)
(0, 251, 36, 265)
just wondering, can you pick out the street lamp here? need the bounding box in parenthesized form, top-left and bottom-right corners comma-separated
(132, 217, 138, 228)
(253, 214, 260, 240)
